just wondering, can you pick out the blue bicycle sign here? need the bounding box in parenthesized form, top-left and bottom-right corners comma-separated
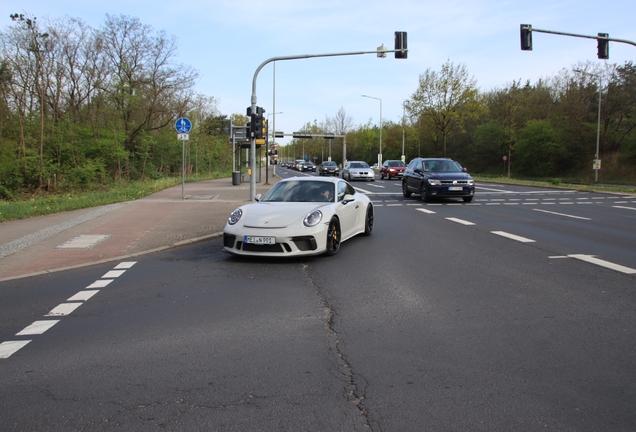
(175, 117, 192, 134)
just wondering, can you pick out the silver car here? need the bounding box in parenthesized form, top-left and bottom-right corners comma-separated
(342, 161, 375, 182)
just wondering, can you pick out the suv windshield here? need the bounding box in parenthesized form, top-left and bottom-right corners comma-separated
(424, 160, 463, 172)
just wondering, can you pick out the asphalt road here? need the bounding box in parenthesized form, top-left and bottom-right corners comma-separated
(1, 172, 635, 431)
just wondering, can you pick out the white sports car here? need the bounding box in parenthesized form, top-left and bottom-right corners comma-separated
(223, 177, 374, 257)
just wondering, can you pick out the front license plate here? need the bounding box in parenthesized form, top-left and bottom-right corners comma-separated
(448, 186, 463, 191)
(244, 236, 275, 245)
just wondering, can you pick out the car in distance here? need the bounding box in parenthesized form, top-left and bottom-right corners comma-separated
(402, 158, 475, 202)
(299, 161, 316, 172)
(223, 177, 374, 257)
(319, 161, 339, 176)
(380, 160, 407, 180)
(341, 161, 375, 182)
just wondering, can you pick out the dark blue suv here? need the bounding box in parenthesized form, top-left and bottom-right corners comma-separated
(402, 158, 475, 202)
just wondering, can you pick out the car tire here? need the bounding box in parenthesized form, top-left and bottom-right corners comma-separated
(347, 173, 352, 181)
(420, 184, 430, 202)
(402, 182, 412, 197)
(325, 218, 341, 256)
(463, 196, 474, 203)
(363, 205, 374, 236)
(380, 172, 384, 179)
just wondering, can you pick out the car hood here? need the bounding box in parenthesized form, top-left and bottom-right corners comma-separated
(242, 202, 326, 228)
(428, 172, 473, 181)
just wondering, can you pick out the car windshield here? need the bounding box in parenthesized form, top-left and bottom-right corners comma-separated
(261, 181, 335, 203)
(425, 160, 463, 172)
(388, 161, 406, 167)
(350, 162, 369, 168)
(322, 162, 336, 167)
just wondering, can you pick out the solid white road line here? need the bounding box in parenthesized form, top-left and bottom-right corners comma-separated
(613, 206, 636, 211)
(446, 217, 475, 226)
(533, 208, 592, 220)
(0, 341, 31, 359)
(568, 255, 636, 275)
(491, 231, 536, 243)
(16, 320, 60, 336)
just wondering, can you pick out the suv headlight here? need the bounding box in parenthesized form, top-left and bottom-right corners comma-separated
(428, 179, 442, 186)
(303, 210, 322, 227)
(228, 208, 243, 225)
(467, 180, 474, 186)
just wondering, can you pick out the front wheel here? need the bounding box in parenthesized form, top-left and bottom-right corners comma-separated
(402, 182, 412, 197)
(420, 184, 430, 202)
(325, 218, 341, 256)
(363, 205, 374, 236)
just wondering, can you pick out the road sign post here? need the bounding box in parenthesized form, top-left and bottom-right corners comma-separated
(175, 118, 192, 200)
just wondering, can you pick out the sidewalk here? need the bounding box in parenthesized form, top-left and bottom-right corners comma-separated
(0, 175, 280, 282)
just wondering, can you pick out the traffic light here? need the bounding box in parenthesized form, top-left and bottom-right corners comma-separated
(395, 31, 407, 59)
(262, 119, 268, 142)
(597, 33, 609, 59)
(520, 24, 532, 51)
(248, 106, 265, 139)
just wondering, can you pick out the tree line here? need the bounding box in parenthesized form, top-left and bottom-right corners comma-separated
(2, 13, 635, 202)
(0, 13, 231, 200)
(288, 59, 636, 183)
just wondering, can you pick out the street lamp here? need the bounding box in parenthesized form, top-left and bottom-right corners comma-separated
(574, 69, 602, 182)
(266, 112, 283, 183)
(362, 95, 382, 167)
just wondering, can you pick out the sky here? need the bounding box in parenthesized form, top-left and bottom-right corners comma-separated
(2, 0, 635, 145)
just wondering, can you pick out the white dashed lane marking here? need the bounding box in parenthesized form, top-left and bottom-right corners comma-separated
(491, 231, 536, 243)
(16, 320, 60, 336)
(0, 341, 32, 359)
(1, 261, 136, 359)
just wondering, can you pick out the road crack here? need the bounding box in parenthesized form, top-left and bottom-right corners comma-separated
(302, 263, 372, 430)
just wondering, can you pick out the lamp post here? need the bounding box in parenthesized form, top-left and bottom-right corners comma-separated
(574, 69, 602, 182)
(266, 112, 283, 184)
(401, 104, 406, 163)
(362, 95, 382, 167)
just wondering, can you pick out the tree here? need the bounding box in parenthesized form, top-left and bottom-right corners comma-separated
(405, 60, 485, 157)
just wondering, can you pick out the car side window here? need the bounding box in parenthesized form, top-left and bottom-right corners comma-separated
(408, 160, 417, 170)
(413, 160, 422, 171)
(337, 181, 348, 202)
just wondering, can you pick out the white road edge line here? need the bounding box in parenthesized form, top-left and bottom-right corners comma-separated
(533, 208, 592, 220)
(568, 254, 636, 275)
(491, 231, 536, 243)
(613, 206, 636, 211)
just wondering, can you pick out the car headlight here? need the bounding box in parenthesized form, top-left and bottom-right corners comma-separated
(428, 179, 442, 186)
(303, 210, 322, 227)
(467, 180, 474, 186)
(228, 208, 243, 225)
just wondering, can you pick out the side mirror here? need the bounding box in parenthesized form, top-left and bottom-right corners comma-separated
(254, 193, 262, 202)
(463, 167, 468, 173)
(342, 194, 356, 204)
